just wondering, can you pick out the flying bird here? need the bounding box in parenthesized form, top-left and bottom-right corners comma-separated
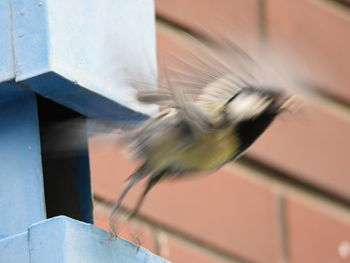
(109, 34, 302, 235)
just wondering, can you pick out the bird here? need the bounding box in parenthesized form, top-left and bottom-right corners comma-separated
(108, 34, 302, 235)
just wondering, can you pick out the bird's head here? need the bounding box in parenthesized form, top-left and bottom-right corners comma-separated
(224, 86, 294, 123)
(223, 86, 302, 149)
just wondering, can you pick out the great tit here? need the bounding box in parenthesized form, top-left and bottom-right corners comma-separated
(109, 35, 300, 234)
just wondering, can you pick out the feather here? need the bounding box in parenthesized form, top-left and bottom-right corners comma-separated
(108, 31, 305, 234)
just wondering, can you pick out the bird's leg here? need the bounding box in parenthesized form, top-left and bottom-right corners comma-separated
(127, 172, 164, 219)
(109, 164, 148, 236)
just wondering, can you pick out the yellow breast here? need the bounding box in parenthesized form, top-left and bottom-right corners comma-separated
(147, 127, 239, 172)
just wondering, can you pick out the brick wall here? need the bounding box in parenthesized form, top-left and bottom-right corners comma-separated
(89, 1, 350, 262)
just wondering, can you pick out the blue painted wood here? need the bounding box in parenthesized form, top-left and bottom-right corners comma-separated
(0, 0, 14, 83)
(23, 72, 148, 122)
(11, 0, 158, 119)
(10, 0, 50, 81)
(0, 1, 169, 261)
(69, 154, 93, 223)
(0, 81, 31, 104)
(0, 232, 30, 262)
(0, 216, 170, 263)
(0, 91, 46, 237)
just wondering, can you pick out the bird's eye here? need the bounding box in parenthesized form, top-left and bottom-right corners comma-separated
(227, 92, 240, 103)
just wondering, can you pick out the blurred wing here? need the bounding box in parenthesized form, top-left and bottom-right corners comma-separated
(198, 74, 242, 103)
(124, 108, 180, 158)
(133, 34, 261, 107)
(131, 32, 302, 137)
(132, 71, 213, 132)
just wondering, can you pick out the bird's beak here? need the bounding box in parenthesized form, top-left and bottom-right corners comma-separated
(277, 95, 304, 114)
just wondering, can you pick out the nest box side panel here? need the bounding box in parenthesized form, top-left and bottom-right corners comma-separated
(0, 0, 15, 83)
(0, 93, 46, 237)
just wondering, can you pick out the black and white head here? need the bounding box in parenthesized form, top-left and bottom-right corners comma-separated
(224, 86, 287, 123)
(223, 85, 299, 151)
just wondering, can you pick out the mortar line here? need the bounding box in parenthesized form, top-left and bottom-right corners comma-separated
(235, 158, 350, 219)
(276, 191, 289, 263)
(156, 18, 350, 119)
(257, 0, 267, 45)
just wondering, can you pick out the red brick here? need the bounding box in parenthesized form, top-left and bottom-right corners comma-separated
(158, 234, 229, 263)
(249, 106, 350, 200)
(93, 204, 155, 252)
(156, 0, 259, 43)
(157, 28, 350, 200)
(89, 140, 281, 263)
(89, 135, 140, 203)
(266, 0, 350, 102)
(285, 195, 350, 263)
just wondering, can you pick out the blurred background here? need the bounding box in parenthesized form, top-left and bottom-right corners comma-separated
(90, 1, 350, 263)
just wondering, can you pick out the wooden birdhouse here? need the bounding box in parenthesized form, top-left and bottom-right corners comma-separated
(0, 0, 167, 262)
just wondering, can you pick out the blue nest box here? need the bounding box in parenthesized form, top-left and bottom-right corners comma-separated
(0, 0, 167, 262)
